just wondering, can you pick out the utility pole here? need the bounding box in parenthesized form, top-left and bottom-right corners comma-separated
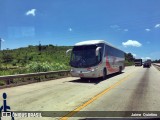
(0, 38, 5, 51)
(38, 41, 41, 52)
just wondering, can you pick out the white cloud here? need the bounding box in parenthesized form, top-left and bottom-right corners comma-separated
(132, 54, 137, 57)
(124, 29, 128, 32)
(0, 38, 5, 42)
(26, 9, 36, 16)
(145, 29, 151, 32)
(141, 57, 151, 60)
(110, 25, 120, 29)
(68, 28, 72, 32)
(122, 40, 142, 47)
(146, 57, 151, 59)
(155, 24, 160, 28)
(110, 25, 128, 32)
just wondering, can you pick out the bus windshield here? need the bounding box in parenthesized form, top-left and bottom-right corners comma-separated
(70, 45, 101, 68)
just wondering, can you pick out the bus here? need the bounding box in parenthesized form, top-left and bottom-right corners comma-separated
(66, 40, 125, 80)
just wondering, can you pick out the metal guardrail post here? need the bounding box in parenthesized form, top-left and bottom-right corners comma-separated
(7, 79, 10, 85)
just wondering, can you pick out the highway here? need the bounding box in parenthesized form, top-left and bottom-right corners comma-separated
(0, 65, 160, 120)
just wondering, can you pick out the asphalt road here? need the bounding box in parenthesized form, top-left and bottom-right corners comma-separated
(0, 66, 160, 120)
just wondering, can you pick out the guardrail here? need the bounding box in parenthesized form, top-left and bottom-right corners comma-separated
(152, 63, 160, 70)
(0, 70, 70, 89)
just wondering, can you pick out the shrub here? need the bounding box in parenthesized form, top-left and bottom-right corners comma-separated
(26, 62, 51, 72)
(26, 62, 70, 73)
(125, 61, 134, 66)
(0, 81, 5, 86)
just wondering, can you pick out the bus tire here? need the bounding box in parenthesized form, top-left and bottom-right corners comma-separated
(119, 66, 122, 74)
(102, 68, 107, 80)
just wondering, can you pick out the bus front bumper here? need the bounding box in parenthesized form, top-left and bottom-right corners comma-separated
(70, 69, 103, 78)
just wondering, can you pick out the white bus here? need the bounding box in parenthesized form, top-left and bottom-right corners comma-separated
(66, 40, 125, 80)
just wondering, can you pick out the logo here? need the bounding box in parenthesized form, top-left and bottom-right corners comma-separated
(0, 93, 14, 120)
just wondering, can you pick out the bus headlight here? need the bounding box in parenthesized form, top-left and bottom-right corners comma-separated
(91, 69, 95, 72)
(90, 67, 98, 72)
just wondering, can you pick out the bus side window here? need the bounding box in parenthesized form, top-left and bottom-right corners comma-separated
(98, 50, 101, 62)
(105, 45, 109, 56)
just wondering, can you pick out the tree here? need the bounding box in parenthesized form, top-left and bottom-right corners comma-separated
(125, 53, 134, 62)
(38, 42, 42, 52)
(152, 59, 160, 63)
(2, 53, 13, 63)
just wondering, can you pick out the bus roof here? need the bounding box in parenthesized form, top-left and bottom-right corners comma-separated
(135, 58, 142, 60)
(75, 40, 106, 46)
(75, 40, 123, 52)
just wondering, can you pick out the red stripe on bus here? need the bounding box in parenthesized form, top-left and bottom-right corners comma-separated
(106, 55, 118, 73)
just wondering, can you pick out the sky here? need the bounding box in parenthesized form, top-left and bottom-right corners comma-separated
(0, 0, 160, 60)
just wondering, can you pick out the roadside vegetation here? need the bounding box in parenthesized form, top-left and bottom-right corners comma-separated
(152, 59, 160, 63)
(125, 53, 135, 66)
(0, 44, 71, 76)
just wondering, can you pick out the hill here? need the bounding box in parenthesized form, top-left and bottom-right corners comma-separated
(0, 45, 72, 75)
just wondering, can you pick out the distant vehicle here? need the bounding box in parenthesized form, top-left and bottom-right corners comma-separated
(66, 40, 125, 80)
(143, 61, 150, 68)
(146, 59, 152, 67)
(134, 59, 142, 66)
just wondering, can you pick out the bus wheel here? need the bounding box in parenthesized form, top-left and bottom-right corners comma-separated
(119, 66, 122, 74)
(102, 69, 107, 80)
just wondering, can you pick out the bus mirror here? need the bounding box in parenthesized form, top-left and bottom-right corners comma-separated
(66, 49, 72, 55)
(96, 47, 101, 56)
